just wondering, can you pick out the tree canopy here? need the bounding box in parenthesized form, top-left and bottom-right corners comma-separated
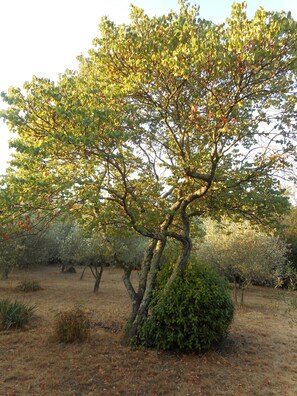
(195, 218, 290, 303)
(1, 1, 296, 341)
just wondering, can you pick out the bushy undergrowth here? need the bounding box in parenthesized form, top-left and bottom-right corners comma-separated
(138, 262, 234, 352)
(0, 299, 36, 330)
(15, 279, 43, 292)
(54, 307, 90, 343)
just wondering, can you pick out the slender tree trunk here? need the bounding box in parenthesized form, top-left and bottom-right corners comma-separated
(240, 287, 244, 306)
(122, 267, 139, 317)
(179, 236, 192, 274)
(89, 263, 104, 294)
(80, 265, 88, 280)
(122, 239, 157, 319)
(233, 277, 238, 305)
(93, 264, 104, 294)
(166, 202, 192, 287)
(137, 239, 158, 305)
(125, 238, 166, 341)
(123, 200, 195, 343)
(166, 236, 192, 290)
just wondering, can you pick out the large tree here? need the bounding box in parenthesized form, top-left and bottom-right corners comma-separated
(1, 1, 296, 340)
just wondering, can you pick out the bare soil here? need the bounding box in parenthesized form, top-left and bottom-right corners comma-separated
(0, 265, 297, 396)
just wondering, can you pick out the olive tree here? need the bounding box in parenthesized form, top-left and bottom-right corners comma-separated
(195, 218, 291, 304)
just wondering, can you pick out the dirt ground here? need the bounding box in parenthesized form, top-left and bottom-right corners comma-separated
(0, 265, 297, 396)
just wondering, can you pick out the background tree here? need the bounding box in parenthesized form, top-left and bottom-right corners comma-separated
(0, 237, 15, 279)
(282, 207, 297, 271)
(0, 212, 59, 278)
(1, 2, 296, 341)
(195, 218, 291, 304)
(277, 206, 297, 288)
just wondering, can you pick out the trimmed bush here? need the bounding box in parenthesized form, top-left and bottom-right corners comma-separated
(54, 307, 90, 343)
(0, 299, 36, 330)
(15, 279, 43, 292)
(138, 262, 234, 352)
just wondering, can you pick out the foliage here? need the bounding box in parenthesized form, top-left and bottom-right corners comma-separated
(0, 1, 296, 339)
(0, 238, 16, 279)
(282, 207, 297, 272)
(275, 265, 297, 290)
(195, 218, 291, 303)
(53, 307, 90, 343)
(0, 213, 58, 277)
(277, 290, 297, 328)
(15, 279, 43, 292)
(136, 261, 234, 352)
(57, 221, 144, 268)
(0, 299, 36, 330)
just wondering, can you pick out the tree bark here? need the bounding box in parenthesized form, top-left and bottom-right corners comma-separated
(125, 238, 166, 341)
(80, 265, 88, 280)
(93, 264, 104, 294)
(240, 287, 244, 306)
(166, 236, 192, 290)
(166, 202, 192, 287)
(233, 277, 238, 305)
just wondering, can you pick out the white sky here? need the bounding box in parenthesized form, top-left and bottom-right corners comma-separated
(0, 0, 296, 175)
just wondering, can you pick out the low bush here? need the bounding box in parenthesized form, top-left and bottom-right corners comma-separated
(138, 262, 234, 352)
(15, 279, 43, 292)
(0, 299, 36, 330)
(275, 268, 297, 291)
(54, 307, 90, 343)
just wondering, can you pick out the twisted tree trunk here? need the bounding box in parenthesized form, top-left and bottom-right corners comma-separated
(123, 238, 166, 341)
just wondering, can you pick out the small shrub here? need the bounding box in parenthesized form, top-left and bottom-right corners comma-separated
(0, 299, 36, 330)
(15, 279, 43, 292)
(275, 266, 297, 291)
(137, 262, 234, 352)
(54, 307, 90, 343)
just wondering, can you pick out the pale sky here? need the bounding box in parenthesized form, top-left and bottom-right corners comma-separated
(1, 0, 296, 174)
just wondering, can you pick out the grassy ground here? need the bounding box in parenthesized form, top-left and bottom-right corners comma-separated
(0, 265, 297, 396)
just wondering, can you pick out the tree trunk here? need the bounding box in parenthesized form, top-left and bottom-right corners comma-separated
(240, 287, 244, 306)
(166, 236, 192, 289)
(233, 277, 238, 305)
(123, 202, 196, 343)
(121, 239, 158, 320)
(167, 201, 192, 282)
(124, 238, 166, 342)
(93, 264, 104, 294)
(80, 265, 88, 280)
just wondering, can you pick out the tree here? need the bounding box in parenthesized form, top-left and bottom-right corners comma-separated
(1, 2, 296, 342)
(0, 211, 59, 278)
(278, 206, 297, 288)
(282, 207, 297, 271)
(195, 218, 291, 305)
(62, 222, 147, 294)
(0, 237, 15, 279)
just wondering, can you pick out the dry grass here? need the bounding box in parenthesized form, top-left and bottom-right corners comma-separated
(0, 265, 297, 395)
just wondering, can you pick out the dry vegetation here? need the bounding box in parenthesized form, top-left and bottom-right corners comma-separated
(0, 265, 297, 396)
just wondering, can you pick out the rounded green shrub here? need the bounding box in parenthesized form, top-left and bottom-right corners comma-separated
(139, 262, 234, 352)
(0, 299, 36, 330)
(54, 307, 90, 343)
